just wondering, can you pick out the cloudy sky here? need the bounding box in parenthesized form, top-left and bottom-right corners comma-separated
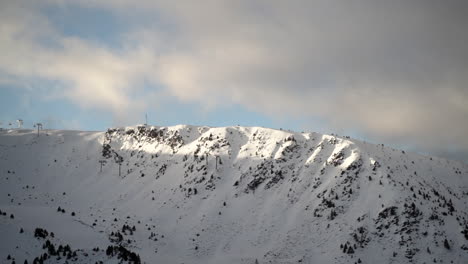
(1, 0, 467, 162)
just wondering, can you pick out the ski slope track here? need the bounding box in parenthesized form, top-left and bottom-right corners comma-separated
(1, 125, 467, 264)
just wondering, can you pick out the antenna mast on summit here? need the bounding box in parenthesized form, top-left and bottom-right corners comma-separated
(145, 113, 148, 126)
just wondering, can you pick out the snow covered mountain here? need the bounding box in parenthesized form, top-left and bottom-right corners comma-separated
(1, 125, 467, 264)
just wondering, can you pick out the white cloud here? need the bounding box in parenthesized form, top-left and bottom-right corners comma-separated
(0, 2, 159, 122)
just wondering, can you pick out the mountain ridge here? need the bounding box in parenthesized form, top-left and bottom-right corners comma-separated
(1, 125, 467, 264)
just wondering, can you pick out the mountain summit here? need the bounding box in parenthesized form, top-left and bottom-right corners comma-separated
(1, 125, 467, 263)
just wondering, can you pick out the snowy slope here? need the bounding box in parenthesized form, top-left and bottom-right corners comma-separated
(1, 125, 467, 264)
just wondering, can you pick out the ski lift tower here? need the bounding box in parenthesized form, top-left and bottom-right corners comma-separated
(34, 123, 43, 136)
(99, 159, 106, 172)
(115, 156, 124, 177)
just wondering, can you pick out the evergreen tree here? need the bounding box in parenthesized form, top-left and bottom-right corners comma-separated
(444, 239, 450, 250)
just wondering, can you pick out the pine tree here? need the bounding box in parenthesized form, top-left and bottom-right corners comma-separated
(106, 246, 113, 256)
(444, 239, 450, 250)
